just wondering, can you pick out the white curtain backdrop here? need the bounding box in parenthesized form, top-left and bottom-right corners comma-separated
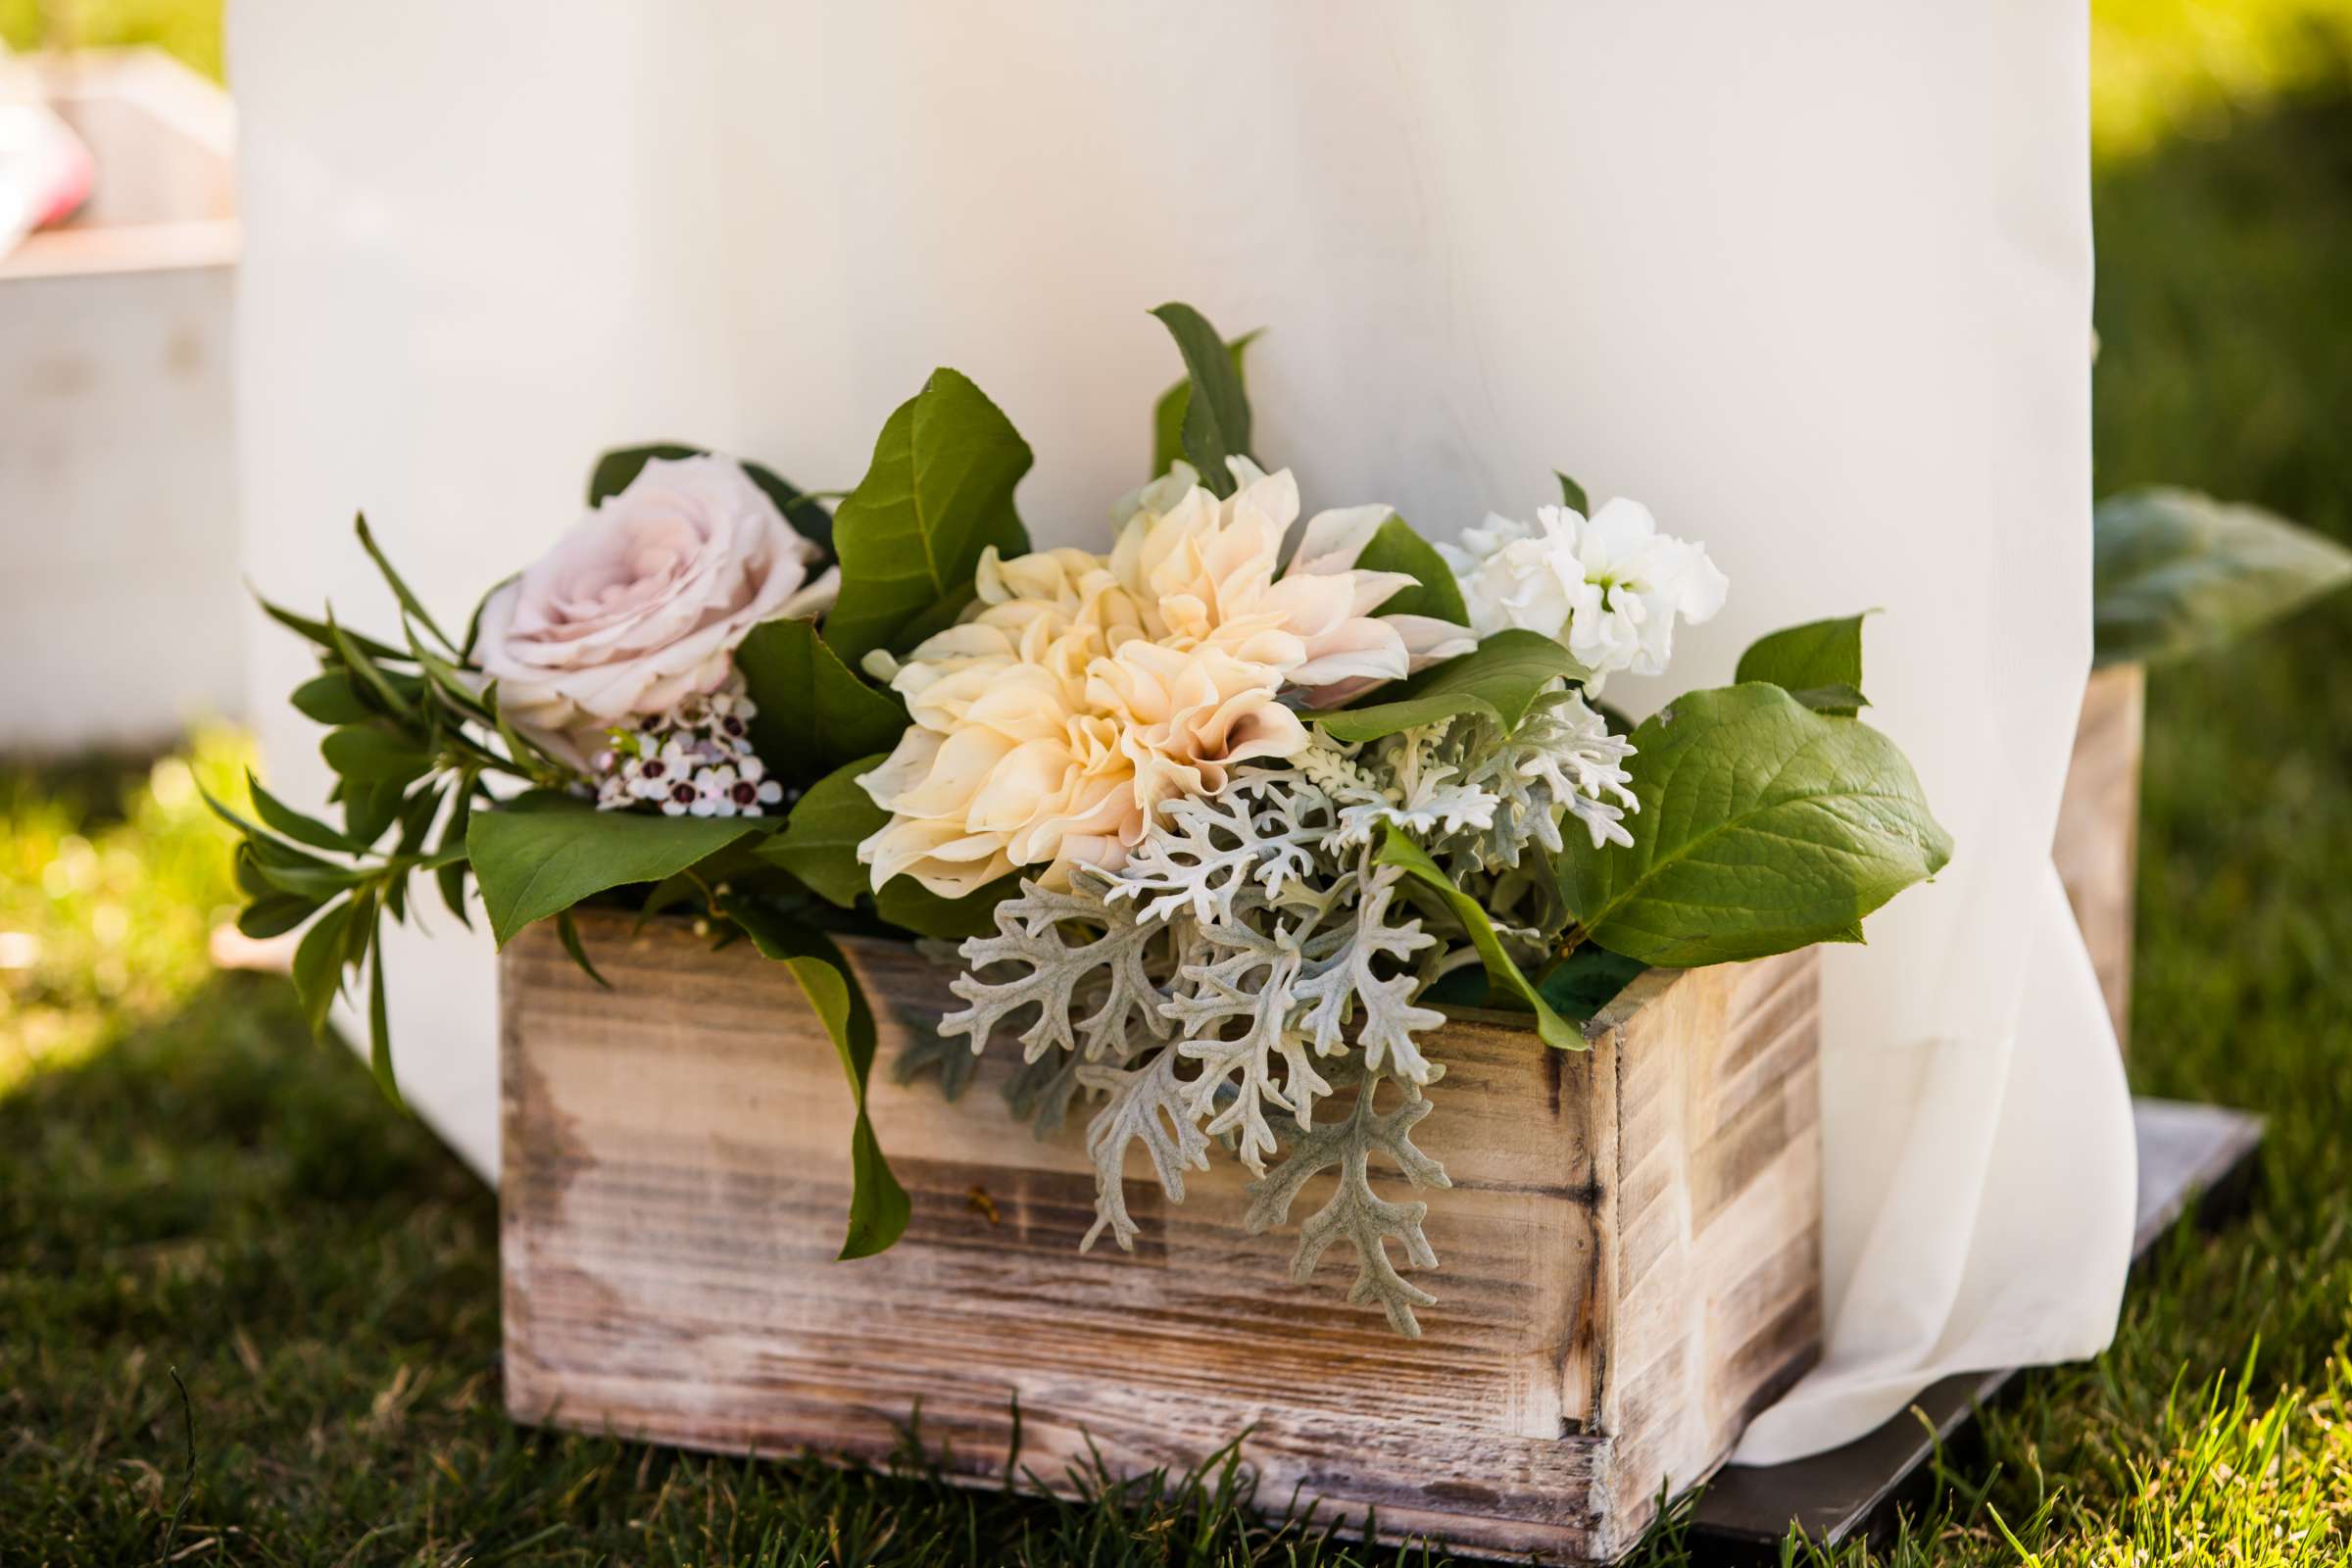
(231, 0, 2133, 1465)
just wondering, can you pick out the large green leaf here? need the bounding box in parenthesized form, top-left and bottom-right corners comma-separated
(254, 594, 406, 664)
(236, 893, 319, 940)
(757, 756, 890, 907)
(1537, 946, 1649, 1024)
(719, 899, 911, 1260)
(291, 670, 371, 726)
(1152, 327, 1261, 479)
(1351, 514, 1469, 625)
(366, 922, 401, 1107)
(733, 618, 908, 785)
(1308, 629, 1586, 743)
(1377, 829, 1581, 1051)
(290, 899, 356, 1040)
(1150, 303, 1254, 497)
(319, 724, 433, 786)
(874, 871, 1022, 942)
(1559, 683, 1951, 966)
(2092, 487, 2352, 666)
(246, 773, 362, 854)
(587, 442, 835, 554)
(754, 758, 1019, 938)
(466, 794, 775, 948)
(823, 369, 1033, 665)
(1735, 613, 1872, 717)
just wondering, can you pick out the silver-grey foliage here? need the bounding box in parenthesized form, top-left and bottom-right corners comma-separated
(931, 692, 1634, 1334)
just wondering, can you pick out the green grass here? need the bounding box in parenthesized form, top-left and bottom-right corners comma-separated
(11, 12, 2352, 1567)
(1, 0, 221, 80)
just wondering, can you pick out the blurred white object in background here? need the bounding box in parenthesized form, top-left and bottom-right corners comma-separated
(0, 54, 94, 255)
(0, 49, 239, 754)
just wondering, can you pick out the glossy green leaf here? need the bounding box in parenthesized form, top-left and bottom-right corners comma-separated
(466, 794, 776, 948)
(1536, 946, 1649, 1024)
(1735, 613, 1872, 716)
(434, 776, 475, 928)
(822, 370, 1033, 664)
(342, 778, 405, 849)
(758, 756, 890, 907)
(236, 893, 319, 940)
(391, 782, 445, 864)
(2092, 487, 2352, 666)
(320, 725, 433, 785)
(719, 899, 911, 1260)
(254, 592, 407, 663)
(367, 922, 401, 1107)
(1351, 514, 1469, 625)
(1151, 304, 1255, 498)
(326, 612, 416, 720)
(874, 871, 1022, 942)
(291, 671, 371, 726)
(199, 787, 359, 902)
(1377, 829, 1581, 1051)
(883, 582, 976, 657)
(1308, 629, 1587, 743)
(1152, 327, 1261, 479)
(246, 773, 362, 854)
(734, 619, 908, 784)
(554, 907, 612, 989)
(403, 618, 492, 721)
(1558, 683, 1952, 966)
(1782, 683, 1873, 715)
(290, 899, 355, 1040)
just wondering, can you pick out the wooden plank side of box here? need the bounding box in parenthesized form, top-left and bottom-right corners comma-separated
(2054, 662, 2144, 1049)
(502, 910, 1820, 1560)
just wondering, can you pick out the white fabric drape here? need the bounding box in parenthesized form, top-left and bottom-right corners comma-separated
(232, 0, 2133, 1464)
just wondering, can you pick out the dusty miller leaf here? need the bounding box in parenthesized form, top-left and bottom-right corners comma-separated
(943, 878, 1171, 1062)
(1077, 1046, 1212, 1252)
(1244, 1074, 1451, 1337)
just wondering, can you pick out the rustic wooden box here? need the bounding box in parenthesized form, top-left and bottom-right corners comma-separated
(2054, 663, 2145, 1050)
(501, 909, 1822, 1561)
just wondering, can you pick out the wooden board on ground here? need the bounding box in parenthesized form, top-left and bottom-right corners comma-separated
(1688, 1096, 2264, 1556)
(502, 911, 1827, 1563)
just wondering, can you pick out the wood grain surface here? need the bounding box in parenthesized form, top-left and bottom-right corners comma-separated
(502, 910, 1822, 1561)
(2055, 662, 2145, 1050)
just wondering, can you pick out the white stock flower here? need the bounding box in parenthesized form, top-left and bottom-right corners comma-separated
(475, 455, 836, 767)
(1437, 498, 1726, 683)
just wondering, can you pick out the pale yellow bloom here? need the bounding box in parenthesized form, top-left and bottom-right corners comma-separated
(857, 463, 1467, 897)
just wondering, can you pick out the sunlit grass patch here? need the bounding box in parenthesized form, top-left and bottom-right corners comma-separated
(2095, 0, 2352, 162)
(0, 727, 250, 1096)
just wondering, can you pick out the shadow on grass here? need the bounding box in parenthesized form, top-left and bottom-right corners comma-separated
(0, 974, 1470, 1565)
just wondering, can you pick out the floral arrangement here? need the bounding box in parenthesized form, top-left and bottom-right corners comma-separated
(219, 304, 1951, 1328)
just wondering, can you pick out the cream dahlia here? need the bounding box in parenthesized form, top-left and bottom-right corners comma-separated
(856, 461, 1473, 897)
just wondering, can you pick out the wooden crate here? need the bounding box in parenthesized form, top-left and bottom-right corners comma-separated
(501, 910, 1822, 1562)
(1, 49, 240, 753)
(2054, 663, 2144, 1049)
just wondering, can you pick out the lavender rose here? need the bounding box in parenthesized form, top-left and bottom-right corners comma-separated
(474, 455, 836, 767)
